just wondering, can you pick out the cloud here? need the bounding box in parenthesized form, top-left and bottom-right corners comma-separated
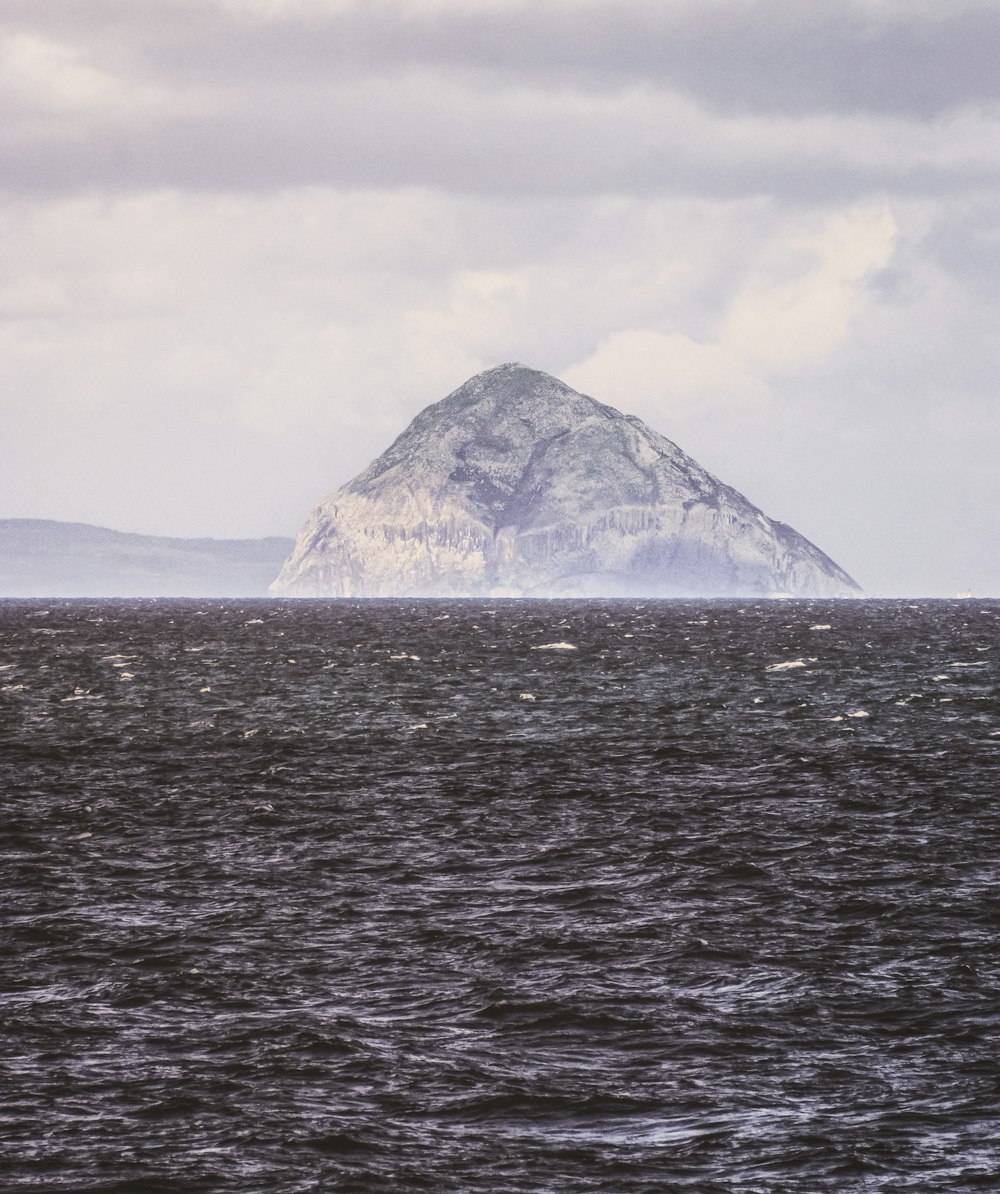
(564, 202, 897, 425)
(722, 202, 898, 368)
(563, 330, 772, 429)
(2, 1, 1000, 199)
(16, 1, 1000, 117)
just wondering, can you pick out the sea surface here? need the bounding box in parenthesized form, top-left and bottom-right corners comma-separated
(2, 598, 999, 1193)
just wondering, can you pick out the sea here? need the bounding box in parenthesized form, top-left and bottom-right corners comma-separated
(2, 598, 999, 1193)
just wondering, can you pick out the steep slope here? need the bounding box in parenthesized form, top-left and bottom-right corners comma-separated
(272, 364, 861, 598)
(0, 520, 294, 597)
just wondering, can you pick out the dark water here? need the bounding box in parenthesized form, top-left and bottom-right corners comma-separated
(2, 598, 999, 1192)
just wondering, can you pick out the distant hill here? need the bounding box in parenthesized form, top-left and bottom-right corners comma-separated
(275, 364, 861, 598)
(0, 520, 294, 597)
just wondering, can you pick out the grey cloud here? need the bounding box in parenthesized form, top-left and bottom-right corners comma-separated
(2, 71, 999, 203)
(922, 202, 1000, 300)
(8, 0, 1000, 118)
(3, 0, 1000, 201)
(222, 3, 1000, 119)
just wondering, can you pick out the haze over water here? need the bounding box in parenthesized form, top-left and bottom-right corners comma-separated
(3, 598, 999, 1191)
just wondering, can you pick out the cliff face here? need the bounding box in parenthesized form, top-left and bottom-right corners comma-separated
(272, 364, 861, 598)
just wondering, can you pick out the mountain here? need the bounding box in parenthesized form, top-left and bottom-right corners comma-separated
(0, 520, 294, 598)
(272, 364, 861, 598)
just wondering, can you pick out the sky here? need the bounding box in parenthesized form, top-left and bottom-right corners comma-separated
(2, 0, 999, 596)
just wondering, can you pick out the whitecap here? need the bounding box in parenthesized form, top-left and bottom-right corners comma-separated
(519, 693, 536, 701)
(846, 710, 870, 718)
(766, 660, 807, 672)
(810, 624, 832, 631)
(533, 642, 577, 651)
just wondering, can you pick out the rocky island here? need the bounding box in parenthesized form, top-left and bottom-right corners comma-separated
(272, 364, 861, 598)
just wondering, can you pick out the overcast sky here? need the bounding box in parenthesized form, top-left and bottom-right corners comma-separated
(2, 0, 999, 595)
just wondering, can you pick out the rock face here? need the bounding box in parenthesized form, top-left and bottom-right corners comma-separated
(272, 364, 861, 598)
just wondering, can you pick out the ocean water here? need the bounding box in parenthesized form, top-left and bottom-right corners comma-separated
(2, 598, 999, 1193)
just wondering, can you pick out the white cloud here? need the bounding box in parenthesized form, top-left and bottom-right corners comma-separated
(402, 270, 530, 387)
(563, 330, 772, 428)
(0, 32, 119, 114)
(722, 202, 898, 369)
(564, 201, 898, 436)
(0, 28, 214, 131)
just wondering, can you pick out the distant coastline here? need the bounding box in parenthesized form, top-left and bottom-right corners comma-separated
(0, 519, 294, 598)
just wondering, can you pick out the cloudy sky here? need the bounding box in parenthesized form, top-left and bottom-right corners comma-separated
(2, 0, 999, 595)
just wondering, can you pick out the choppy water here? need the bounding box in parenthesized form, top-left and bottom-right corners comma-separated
(2, 598, 999, 1192)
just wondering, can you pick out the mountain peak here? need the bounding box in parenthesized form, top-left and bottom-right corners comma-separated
(272, 367, 861, 598)
(430, 361, 597, 418)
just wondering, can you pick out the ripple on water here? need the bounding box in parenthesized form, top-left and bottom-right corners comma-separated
(1, 598, 999, 1191)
